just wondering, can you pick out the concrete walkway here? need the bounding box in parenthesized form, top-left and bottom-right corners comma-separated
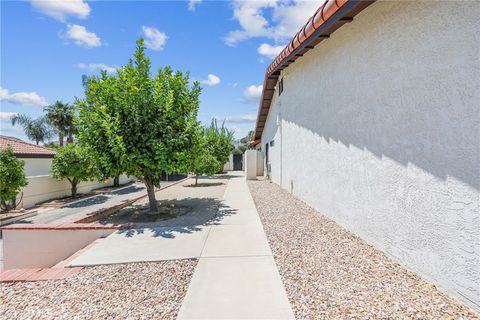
(177, 173, 294, 319)
(68, 172, 294, 319)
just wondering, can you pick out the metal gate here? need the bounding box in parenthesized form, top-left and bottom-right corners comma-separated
(233, 153, 243, 170)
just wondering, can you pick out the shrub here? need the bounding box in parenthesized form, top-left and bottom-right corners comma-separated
(51, 144, 99, 197)
(0, 147, 28, 211)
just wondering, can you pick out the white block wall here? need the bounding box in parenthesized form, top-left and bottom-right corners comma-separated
(261, 1, 479, 310)
(20, 158, 53, 176)
(17, 174, 133, 209)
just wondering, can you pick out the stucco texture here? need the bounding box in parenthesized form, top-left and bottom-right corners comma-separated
(261, 0, 479, 310)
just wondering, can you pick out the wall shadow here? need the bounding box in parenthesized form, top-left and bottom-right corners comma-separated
(280, 96, 479, 190)
(184, 182, 225, 188)
(110, 185, 144, 196)
(64, 195, 110, 208)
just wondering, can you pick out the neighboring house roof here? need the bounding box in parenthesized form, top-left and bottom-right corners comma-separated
(0, 135, 56, 158)
(254, 0, 375, 140)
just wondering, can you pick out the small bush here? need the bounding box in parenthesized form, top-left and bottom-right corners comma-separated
(0, 147, 28, 211)
(51, 144, 99, 197)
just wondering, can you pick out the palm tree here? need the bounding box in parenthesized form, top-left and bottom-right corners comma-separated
(44, 101, 76, 146)
(11, 114, 53, 145)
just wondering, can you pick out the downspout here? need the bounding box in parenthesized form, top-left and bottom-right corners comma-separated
(280, 115, 283, 188)
(277, 103, 283, 188)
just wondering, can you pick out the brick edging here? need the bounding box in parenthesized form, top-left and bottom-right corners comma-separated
(1, 223, 122, 231)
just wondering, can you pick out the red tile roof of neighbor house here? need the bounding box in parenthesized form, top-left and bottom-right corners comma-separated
(254, 0, 375, 140)
(0, 135, 56, 158)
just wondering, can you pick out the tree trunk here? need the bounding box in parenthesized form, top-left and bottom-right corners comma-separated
(113, 175, 120, 187)
(59, 132, 64, 147)
(144, 178, 158, 213)
(195, 174, 198, 186)
(71, 180, 78, 198)
(67, 128, 74, 144)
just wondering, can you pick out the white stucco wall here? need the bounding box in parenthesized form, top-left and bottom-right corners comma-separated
(17, 174, 133, 209)
(223, 154, 234, 171)
(20, 158, 53, 176)
(245, 150, 261, 180)
(3, 227, 116, 269)
(261, 1, 479, 310)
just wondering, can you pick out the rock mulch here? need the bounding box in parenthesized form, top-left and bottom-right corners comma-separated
(248, 179, 479, 319)
(1, 260, 197, 320)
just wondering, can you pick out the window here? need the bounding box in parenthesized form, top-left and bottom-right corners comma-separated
(278, 77, 284, 96)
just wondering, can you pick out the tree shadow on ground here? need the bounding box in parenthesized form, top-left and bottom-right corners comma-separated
(197, 174, 232, 180)
(64, 195, 110, 208)
(106, 197, 237, 238)
(110, 185, 144, 196)
(183, 182, 225, 188)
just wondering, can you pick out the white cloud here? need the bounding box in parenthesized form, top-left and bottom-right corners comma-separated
(201, 74, 221, 86)
(225, 0, 320, 46)
(258, 43, 284, 59)
(65, 24, 101, 48)
(272, 0, 321, 39)
(0, 112, 18, 121)
(0, 87, 48, 106)
(214, 114, 257, 124)
(188, 0, 203, 11)
(142, 26, 167, 51)
(78, 63, 118, 73)
(31, 0, 90, 22)
(0, 112, 23, 137)
(225, 0, 276, 46)
(216, 114, 257, 124)
(244, 85, 263, 102)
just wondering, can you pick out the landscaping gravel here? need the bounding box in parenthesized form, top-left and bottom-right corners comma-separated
(1, 260, 197, 320)
(248, 179, 479, 319)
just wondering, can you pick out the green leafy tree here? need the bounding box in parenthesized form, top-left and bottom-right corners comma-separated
(78, 38, 201, 212)
(0, 147, 28, 211)
(192, 151, 219, 185)
(43, 141, 60, 150)
(77, 72, 126, 187)
(11, 114, 53, 145)
(44, 101, 76, 146)
(239, 130, 255, 145)
(238, 145, 248, 153)
(51, 144, 98, 197)
(182, 126, 220, 186)
(205, 119, 234, 173)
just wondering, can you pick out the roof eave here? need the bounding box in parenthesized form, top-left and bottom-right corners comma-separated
(254, 0, 375, 140)
(16, 153, 56, 159)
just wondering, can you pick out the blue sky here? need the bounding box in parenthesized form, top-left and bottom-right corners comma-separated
(1, 0, 320, 142)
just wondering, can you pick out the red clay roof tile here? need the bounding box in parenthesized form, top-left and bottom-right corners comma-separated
(0, 135, 56, 158)
(254, 0, 375, 140)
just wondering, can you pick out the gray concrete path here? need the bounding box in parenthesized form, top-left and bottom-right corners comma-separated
(177, 173, 294, 319)
(68, 172, 294, 319)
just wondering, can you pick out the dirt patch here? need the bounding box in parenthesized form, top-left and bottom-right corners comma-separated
(98, 201, 192, 224)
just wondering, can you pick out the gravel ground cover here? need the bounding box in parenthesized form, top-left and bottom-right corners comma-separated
(248, 179, 479, 319)
(1, 260, 197, 320)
